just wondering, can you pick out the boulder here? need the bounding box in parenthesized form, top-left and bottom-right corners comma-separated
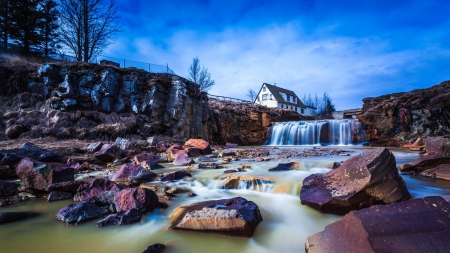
(400, 154, 450, 173)
(143, 244, 166, 253)
(0, 142, 57, 168)
(184, 139, 212, 155)
(47, 191, 73, 202)
(16, 158, 75, 191)
(422, 164, 450, 180)
(114, 137, 132, 150)
(173, 150, 193, 166)
(55, 73, 78, 98)
(111, 164, 158, 185)
(0, 181, 20, 197)
(425, 136, 450, 155)
(169, 197, 263, 237)
(0, 212, 40, 224)
(184, 147, 201, 157)
(305, 196, 450, 253)
(93, 144, 122, 162)
(159, 169, 192, 181)
(100, 68, 119, 97)
(85, 142, 103, 152)
(133, 153, 166, 170)
(114, 187, 159, 213)
(96, 208, 141, 227)
(269, 162, 300, 171)
(74, 179, 122, 205)
(300, 148, 410, 215)
(56, 201, 108, 225)
(48, 181, 84, 193)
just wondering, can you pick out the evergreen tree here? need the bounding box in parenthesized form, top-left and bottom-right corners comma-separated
(9, 0, 45, 54)
(0, 0, 12, 51)
(39, 0, 60, 57)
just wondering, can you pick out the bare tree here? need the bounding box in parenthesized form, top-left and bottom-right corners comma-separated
(246, 88, 256, 102)
(188, 57, 215, 92)
(58, 0, 121, 62)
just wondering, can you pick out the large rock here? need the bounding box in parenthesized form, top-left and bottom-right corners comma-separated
(159, 169, 192, 181)
(305, 196, 450, 253)
(56, 201, 108, 224)
(74, 179, 122, 205)
(300, 148, 410, 215)
(400, 154, 450, 173)
(0, 142, 57, 168)
(111, 164, 157, 185)
(0, 181, 20, 197)
(133, 153, 166, 170)
(425, 136, 450, 155)
(16, 158, 74, 191)
(173, 150, 193, 166)
(114, 187, 159, 213)
(169, 197, 263, 237)
(0, 212, 40, 224)
(93, 144, 122, 162)
(184, 139, 212, 155)
(96, 208, 141, 227)
(55, 74, 78, 98)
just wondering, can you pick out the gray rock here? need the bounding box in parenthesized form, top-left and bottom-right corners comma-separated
(91, 84, 102, 106)
(96, 208, 141, 227)
(85, 142, 103, 153)
(111, 164, 157, 185)
(94, 144, 122, 162)
(114, 94, 126, 113)
(142, 244, 166, 253)
(47, 191, 73, 202)
(0, 181, 20, 197)
(114, 137, 132, 150)
(56, 201, 108, 224)
(100, 96, 114, 113)
(100, 69, 119, 97)
(55, 74, 78, 98)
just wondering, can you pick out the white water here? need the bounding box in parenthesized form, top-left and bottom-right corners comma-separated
(266, 119, 367, 146)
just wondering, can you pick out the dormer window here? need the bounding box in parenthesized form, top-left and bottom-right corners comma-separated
(262, 94, 268, 101)
(263, 87, 266, 92)
(287, 95, 290, 102)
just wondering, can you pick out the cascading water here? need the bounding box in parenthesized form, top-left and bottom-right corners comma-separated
(266, 119, 367, 145)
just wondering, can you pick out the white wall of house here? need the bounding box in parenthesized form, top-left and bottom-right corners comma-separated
(255, 84, 278, 107)
(305, 106, 316, 116)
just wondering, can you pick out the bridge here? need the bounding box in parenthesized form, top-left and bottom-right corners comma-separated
(207, 94, 252, 104)
(332, 108, 363, 119)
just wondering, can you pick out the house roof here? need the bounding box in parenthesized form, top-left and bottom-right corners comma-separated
(262, 83, 306, 108)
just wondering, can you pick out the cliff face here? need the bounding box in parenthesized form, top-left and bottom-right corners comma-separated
(358, 81, 450, 142)
(0, 59, 307, 145)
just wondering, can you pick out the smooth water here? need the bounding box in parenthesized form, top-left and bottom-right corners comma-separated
(1, 147, 450, 253)
(266, 120, 367, 145)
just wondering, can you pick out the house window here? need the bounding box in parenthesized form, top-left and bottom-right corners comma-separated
(293, 97, 296, 103)
(262, 94, 268, 101)
(287, 95, 290, 102)
(270, 94, 272, 100)
(263, 87, 266, 92)
(301, 108, 304, 114)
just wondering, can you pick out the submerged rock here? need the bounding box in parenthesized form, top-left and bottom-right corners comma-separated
(268, 162, 300, 171)
(96, 208, 141, 227)
(305, 196, 450, 253)
(143, 244, 166, 253)
(169, 197, 263, 237)
(111, 164, 157, 185)
(56, 201, 108, 224)
(114, 187, 159, 213)
(16, 158, 74, 191)
(0, 212, 40, 224)
(300, 148, 410, 215)
(74, 179, 122, 205)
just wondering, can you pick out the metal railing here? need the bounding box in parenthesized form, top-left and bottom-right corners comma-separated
(48, 53, 175, 74)
(208, 94, 252, 104)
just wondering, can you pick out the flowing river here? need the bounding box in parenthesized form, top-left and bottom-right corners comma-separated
(1, 146, 450, 253)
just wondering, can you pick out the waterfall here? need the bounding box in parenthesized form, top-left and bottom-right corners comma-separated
(266, 119, 367, 145)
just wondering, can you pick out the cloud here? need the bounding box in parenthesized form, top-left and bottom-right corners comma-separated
(106, 21, 450, 110)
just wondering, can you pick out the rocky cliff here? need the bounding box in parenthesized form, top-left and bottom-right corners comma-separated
(358, 81, 450, 143)
(0, 58, 307, 145)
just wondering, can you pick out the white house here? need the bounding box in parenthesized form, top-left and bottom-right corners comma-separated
(254, 83, 316, 116)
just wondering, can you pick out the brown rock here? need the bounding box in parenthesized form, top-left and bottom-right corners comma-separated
(159, 169, 192, 181)
(173, 150, 193, 166)
(169, 197, 263, 237)
(435, 164, 450, 180)
(268, 162, 300, 171)
(48, 181, 84, 193)
(305, 196, 450, 253)
(111, 164, 158, 185)
(114, 187, 159, 213)
(300, 148, 410, 215)
(400, 154, 450, 173)
(93, 144, 122, 162)
(74, 179, 122, 205)
(96, 208, 141, 227)
(0, 181, 20, 197)
(426, 136, 450, 155)
(16, 158, 74, 191)
(184, 139, 212, 155)
(133, 153, 166, 170)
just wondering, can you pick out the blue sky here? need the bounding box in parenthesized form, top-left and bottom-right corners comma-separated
(106, 0, 450, 110)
